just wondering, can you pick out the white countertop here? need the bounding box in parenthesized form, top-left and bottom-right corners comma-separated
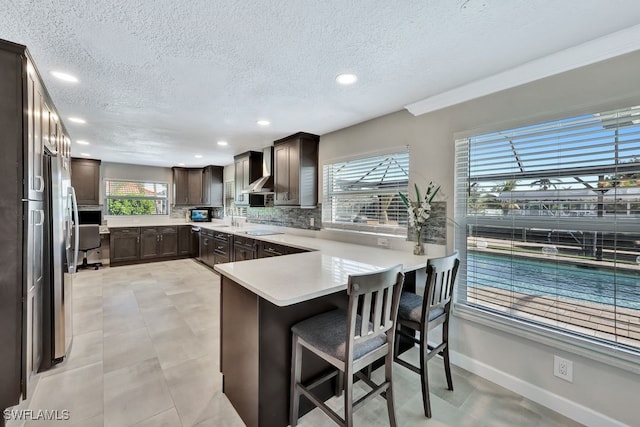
(210, 228, 427, 307)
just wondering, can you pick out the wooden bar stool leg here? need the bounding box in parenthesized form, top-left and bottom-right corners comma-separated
(344, 368, 354, 427)
(385, 352, 397, 427)
(290, 334, 302, 426)
(420, 336, 432, 418)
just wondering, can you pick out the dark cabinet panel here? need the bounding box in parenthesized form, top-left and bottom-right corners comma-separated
(197, 229, 231, 267)
(159, 227, 178, 257)
(273, 132, 319, 207)
(110, 228, 140, 263)
(173, 167, 203, 205)
(173, 167, 189, 205)
(199, 229, 215, 267)
(139, 226, 178, 259)
(233, 235, 256, 261)
(188, 169, 203, 206)
(202, 165, 223, 207)
(140, 228, 160, 260)
(71, 158, 101, 205)
(178, 225, 193, 256)
(257, 241, 288, 258)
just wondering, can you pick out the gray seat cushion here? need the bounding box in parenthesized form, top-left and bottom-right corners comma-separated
(292, 309, 386, 362)
(398, 292, 444, 324)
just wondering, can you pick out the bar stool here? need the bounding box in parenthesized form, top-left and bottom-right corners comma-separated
(394, 251, 459, 418)
(290, 264, 405, 427)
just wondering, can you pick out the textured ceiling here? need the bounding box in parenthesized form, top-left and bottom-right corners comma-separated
(2, 0, 640, 167)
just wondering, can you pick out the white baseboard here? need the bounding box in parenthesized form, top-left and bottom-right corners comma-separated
(451, 351, 630, 427)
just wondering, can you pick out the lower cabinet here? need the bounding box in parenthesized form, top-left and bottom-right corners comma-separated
(212, 231, 231, 264)
(140, 227, 178, 259)
(110, 226, 308, 267)
(198, 229, 232, 268)
(199, 229, 215, 268)
(110, 228, 141, 264)
(178, 225, 194, 256)
(257, 241, 308, 258)
(110, 226, 184, 265)
(233, 235, 256, 261)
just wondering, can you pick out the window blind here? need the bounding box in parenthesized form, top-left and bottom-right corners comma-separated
(323, 151, 409, 235)
(455, 106, 640, 355)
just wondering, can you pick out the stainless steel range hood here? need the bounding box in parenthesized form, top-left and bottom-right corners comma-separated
(243, 146, 274, 194)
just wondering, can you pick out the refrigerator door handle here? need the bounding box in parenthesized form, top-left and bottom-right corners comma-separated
(70, 187, 80, 273)
(36, 175, 45, 192)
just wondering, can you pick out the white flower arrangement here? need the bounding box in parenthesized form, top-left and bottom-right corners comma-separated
(398, 181, 441, 243)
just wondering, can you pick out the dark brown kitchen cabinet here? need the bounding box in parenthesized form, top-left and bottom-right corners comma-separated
(273, 132, 319, 207)
(257, 240, 308, 258)
(140, 226, 178, 259)
(110, 228, 141, 263)
(257, 241, 289, 258)
(202, 165, 224, 207)
(173, 167, 203, 205)
(178, 225, 194, 256)
(199, 229, 215, 267)
(212, 231, 231, 264)
(234, 151, 264, 207)
(1, 40, 73, 409)
(233, 235, 256, 261)
(198, 229, 231, 267)
(71, 158, 101, 205)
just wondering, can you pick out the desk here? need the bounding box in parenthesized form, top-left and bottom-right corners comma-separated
(215, 244, 426, 427)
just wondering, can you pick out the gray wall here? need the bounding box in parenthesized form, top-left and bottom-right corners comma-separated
(319, 50, 640, 426)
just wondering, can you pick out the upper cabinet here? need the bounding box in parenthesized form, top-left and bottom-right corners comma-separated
(202, 165, 224, 207)
(71, 158, 101, 205)
(172, 167, 203, 205)
(234, 151, 265, 207)
(173, 166, 223, 206)
(273, 132, 319, 207)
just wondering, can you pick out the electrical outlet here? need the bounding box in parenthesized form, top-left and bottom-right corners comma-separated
(377, 237, 389, 248)
(309, 217, 314, 227)
(553, 355, 573, 382)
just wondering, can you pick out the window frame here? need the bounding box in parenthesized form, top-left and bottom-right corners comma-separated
(322, 150, 410, 236)
(454, 106, 640, 370)
(104, 178, 170, 216)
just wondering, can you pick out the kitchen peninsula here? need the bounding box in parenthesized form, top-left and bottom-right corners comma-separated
(213, 233, 428, 427)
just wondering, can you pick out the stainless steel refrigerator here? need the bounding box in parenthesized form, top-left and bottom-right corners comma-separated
(41, 153, 79, 367)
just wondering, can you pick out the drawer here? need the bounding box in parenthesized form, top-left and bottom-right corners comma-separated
(233, 235, 255, 248)
(213, 231, 230, 242)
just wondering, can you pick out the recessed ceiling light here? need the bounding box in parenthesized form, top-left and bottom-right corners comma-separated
(178, 163, 185, 166)
(336, 73, 358, 85)
(257, 120, 270, 126)
(194, 154, 203, 159)
(76, 140, 90, 145)
(80, 153, 91, 157)
(217, 141, 228, 146)
(50, 71, 78, 83)
(68, 117, 86, 124)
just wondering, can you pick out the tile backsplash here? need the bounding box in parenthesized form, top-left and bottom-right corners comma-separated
(170, 205, 224, 220)
(246, 205, 322, 230)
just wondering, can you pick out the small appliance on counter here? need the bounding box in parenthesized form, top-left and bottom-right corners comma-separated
(190, 207, 213, 222)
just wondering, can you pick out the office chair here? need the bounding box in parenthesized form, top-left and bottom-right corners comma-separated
(77, 224, 102, 270)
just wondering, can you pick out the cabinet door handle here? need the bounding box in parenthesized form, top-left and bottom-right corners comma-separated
(137, 236, 140, 243)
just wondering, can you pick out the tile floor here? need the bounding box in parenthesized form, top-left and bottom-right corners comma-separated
(8, 259, 584, 426)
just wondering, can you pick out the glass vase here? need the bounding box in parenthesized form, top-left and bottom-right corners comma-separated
(413, 229, 424, 255)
